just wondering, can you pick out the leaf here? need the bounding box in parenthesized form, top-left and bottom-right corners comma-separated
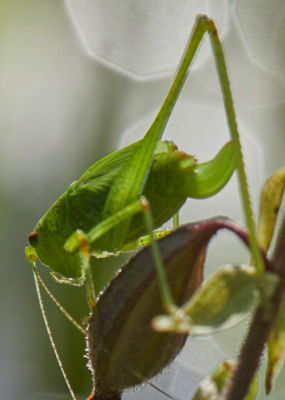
(25, 245, 37, 268)
(257, 167, 285, 254)
(266, 293, 285, 394)
(152, 265, 259, 335)
(86, 217, 252, 399)
(183, 264, 259, 334)
(191, 360, 259, 400)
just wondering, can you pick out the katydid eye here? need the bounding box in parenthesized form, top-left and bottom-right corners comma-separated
(28, 231, 38, 248)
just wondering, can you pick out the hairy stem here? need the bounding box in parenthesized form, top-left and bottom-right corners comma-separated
(223, 216, 285, 400)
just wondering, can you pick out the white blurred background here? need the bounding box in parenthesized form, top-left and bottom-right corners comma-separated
(1, 0, 285, 399)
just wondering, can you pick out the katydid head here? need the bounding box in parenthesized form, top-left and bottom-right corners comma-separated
(28, 196, 84, 282)
(33, 224, 83, 282)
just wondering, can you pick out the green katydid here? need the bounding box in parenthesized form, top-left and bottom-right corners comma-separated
(26, 14, 264, 400)
(26, 15, 238, 309)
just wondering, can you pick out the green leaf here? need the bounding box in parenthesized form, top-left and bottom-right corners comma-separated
(191, 360, 259, 400)
(266, 293, 285, 394)
(257, 167, 285, 254)
(153, 264, 259, 335)
(182, 264, 258, 334)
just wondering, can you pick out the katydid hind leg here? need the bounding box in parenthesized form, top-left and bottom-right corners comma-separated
(138, 15, 257, 317)
(203, 16, 263, 273)
(165, 15, 262, 273)
(102, 16, 230, 229)
(74, 15, 250, 315)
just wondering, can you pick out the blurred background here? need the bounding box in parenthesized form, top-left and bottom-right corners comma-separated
(1, 0, 285, 399)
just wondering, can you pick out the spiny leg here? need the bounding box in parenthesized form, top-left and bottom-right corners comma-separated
(198, 16, 263, 275)
(162, 14, 262, 274)
(145, 14, 263, 316)
(66, 14, 263, 316)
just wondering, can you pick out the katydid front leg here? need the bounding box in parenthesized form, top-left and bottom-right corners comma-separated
(66, 198, 149, 309)
(66, 197, 178, 312)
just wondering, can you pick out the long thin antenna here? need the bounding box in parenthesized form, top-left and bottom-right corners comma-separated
(33, 270, 78, 400)
(148, 382, 177, 400)
(36, 271, 86, 335)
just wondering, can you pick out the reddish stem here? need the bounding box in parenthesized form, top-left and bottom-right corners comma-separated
(223, 218, 285, 400)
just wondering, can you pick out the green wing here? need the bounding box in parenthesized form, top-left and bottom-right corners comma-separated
(69, 140, 173, 195)
(76, 142, 140, 190)
(65, 140, 175, 233)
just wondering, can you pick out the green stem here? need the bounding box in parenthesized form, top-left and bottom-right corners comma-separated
(173, 213, 180, 230)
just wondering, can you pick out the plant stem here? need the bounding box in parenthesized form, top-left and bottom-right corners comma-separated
(223, 216, 285, 400)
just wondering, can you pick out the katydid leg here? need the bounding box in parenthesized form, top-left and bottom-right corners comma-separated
(65, 197, 176, 314)
(199, 16, 263, 274)
(141, 197, 176, 314)
(76, 231, 97, 310)
(105, 14, 261, 275)
(65, 200, 149, 309)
